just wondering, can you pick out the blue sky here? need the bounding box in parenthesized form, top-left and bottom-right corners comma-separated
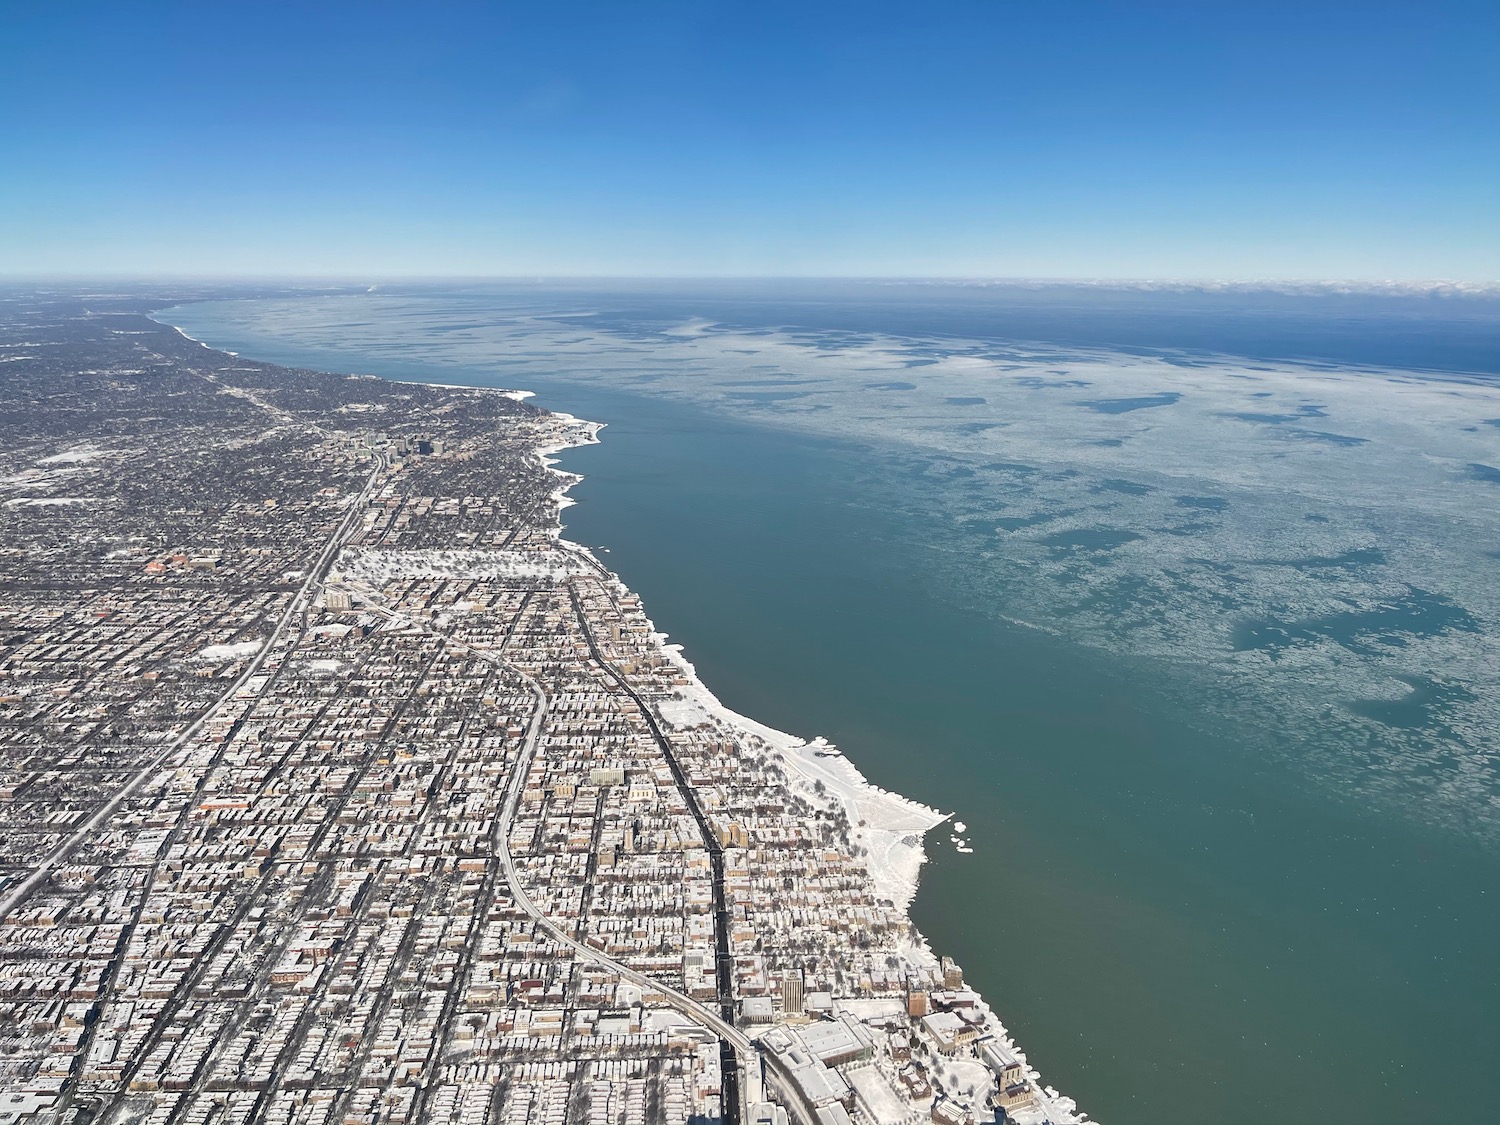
(2, 0, 1496, 279)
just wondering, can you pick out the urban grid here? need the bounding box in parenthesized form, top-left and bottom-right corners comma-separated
(0, 291, 1071, 1125)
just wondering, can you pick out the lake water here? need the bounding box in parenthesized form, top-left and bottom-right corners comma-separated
(157, 281, 1500, 1125)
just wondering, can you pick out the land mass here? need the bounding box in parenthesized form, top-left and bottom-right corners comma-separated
(0, 289, 1084, 1125)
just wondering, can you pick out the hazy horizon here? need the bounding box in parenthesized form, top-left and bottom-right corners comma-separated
(3, 1, 1496, 280)
(4, 274, 1497, 291)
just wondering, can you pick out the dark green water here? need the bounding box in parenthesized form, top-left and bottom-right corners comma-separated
(157, 298, 1500, 1125)
(551, 390, 1499, 1125)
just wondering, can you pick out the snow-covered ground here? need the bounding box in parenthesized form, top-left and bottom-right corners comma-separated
(301, 368, 1085, 1123)
(526, 401, 1087, 1124)
(337, 546, 597, 583)
(190, 640, 264, 662)
(516, 402, 1092, 1122)
(37, 447, 107, 465)
(655, 672, 946, 913)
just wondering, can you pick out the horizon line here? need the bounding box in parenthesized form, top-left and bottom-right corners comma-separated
(3, 273, 1498, 292)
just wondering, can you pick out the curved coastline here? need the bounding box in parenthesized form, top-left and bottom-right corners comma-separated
(146, 291, 1500, 1125)
(154, 312, 1089, 1124)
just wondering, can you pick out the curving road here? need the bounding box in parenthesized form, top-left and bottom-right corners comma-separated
(348, 590, 760, 1125)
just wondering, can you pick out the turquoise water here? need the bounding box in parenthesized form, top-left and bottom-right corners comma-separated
(157, 285, 1500, 1125)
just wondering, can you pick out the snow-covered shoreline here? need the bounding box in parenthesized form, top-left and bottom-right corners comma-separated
(150, 311, 1085, 1123)
(531, 409, 951, 912)
(532, 398, 1086, 1125)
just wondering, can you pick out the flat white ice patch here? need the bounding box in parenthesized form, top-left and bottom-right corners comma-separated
(664, 317, 716, 337)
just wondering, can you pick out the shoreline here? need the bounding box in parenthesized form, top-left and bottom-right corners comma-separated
(154, 310, 1088, 1124)
(164, 315, 954, 907)
(534, 373, 1087, 1125)
(523, 376, 952, 914)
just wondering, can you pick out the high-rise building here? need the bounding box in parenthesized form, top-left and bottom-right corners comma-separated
(942, 956, 964, 989)
(907, 987, 929, 1018)
(782, 970, 804, 1017)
